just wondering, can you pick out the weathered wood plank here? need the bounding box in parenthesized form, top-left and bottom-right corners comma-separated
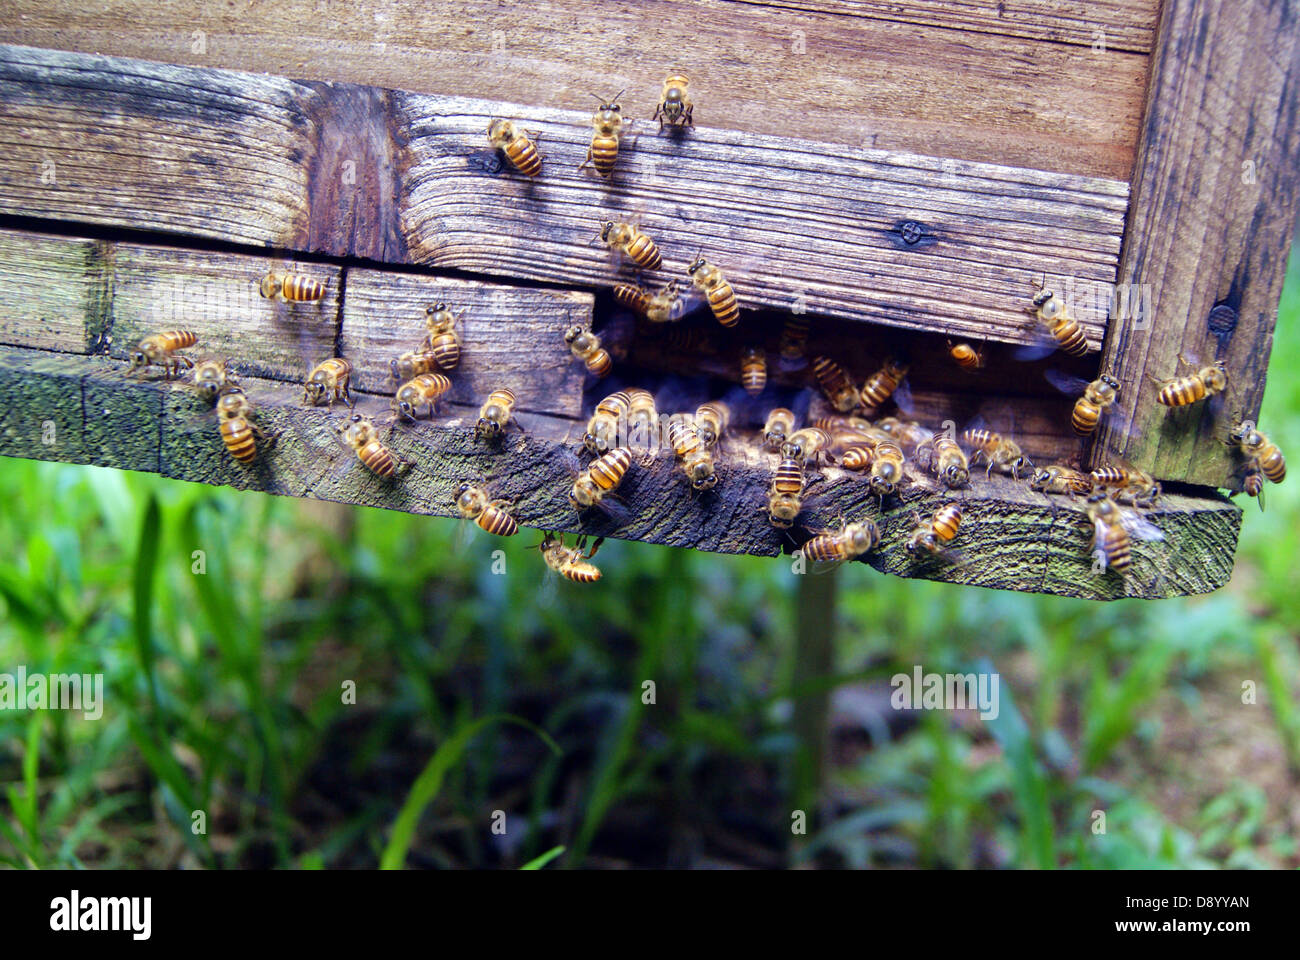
(0, 230, 106, 353)
(0, 346, 1242, 600)
(0, 1, 1150, 178)
(0, 44, 1128, 350)
(338, 270, 591, 417)
(1093, 0, 1300, 488)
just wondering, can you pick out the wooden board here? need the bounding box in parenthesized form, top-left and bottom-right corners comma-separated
(0, 230, 107, 353)
(1092, 0, 1300, 489)
(0, 0, 1151, 179)
(0, 345, 1242, 601)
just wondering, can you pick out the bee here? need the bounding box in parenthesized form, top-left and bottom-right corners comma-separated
(579, 91, 626, 178)
(585, 390, 632, 455)
(260, 272, 327, 302)
(799, 519, 880, 564)
(740, 346, 767, 396)
(215, 389, 266, 464)
(826, 427, 878, 457)
(859, 358, 908, 412)
(768, 456, 815, 528)
(564, 324, 613, 378)
(422, 303, 462, 371)
(454, 482, 519, 537)
(652, 74, 693, 131)
(539, 533, 604, 583)
(876, 417, 934, 457)
(1027, 277, 1088, 356)
(1154, 357, 1228, 407)
(1045, 370, 1120, 436)
(839, 446, 874, 472)
(390, 350, 441, 382)
(613, 282, 652, 315)
(1227, 420, 1286, 487)
(867, 438, 907, 497)
(1029, 465, 1093, 496)
(921, 435, 970, 489)
(486, 118, 543, 177)
(1090, 461, 1162, 508)
(192, 358, 236, 401)
(570, 446, 634, 511)
(812, 356, 858, 412)
(694, 401, 730, 448)
(596, 220, 662, 270)
(666, 415, 718, 490)
(812, 414, 876, 434)
(963, 427, 1032, 479)
(646, 281, 686, 324)
(128, 330, 198, 379)
(1242, 464, 1265, 510)
(781, 427, 833, 466)
(687, 256, 739, 327)
(1085, 493, 1163, 576)
(303, 358, 354, 409)
(778, 316, 810, 361)
(906, 504, 964, 562)
(762, 408, 797, 452)
(391, 372, 452, 422)
(948, 341, 985, 371)
(339, 413, 405, 479)
(625, 388, 658, 447)
(475, 387, 519, 442)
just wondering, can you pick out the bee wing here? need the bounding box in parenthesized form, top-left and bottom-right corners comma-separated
(892, 377, 915, 417)
(1044, 368, 1090, 396)
(674, 287, 708, 321)
(1119, 509, 1164, 542)
(454, 516, 477, 550)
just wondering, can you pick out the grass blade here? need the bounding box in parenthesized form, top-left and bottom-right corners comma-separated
(520, 845, 565, 870)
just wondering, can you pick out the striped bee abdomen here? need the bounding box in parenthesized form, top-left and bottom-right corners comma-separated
(219, 418, 257, 463)
(476, 504, 519, 537)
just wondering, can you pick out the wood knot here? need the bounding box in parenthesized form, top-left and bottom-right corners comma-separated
(899, 221, 924, 245)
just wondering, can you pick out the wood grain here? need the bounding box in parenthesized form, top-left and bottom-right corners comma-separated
(1093, 0, 1300, 488)
(0, 345, 1242, 600)
(0, 230, 106, 353)
(0, 0, 1150, 179)
(339, 269, 593, 417)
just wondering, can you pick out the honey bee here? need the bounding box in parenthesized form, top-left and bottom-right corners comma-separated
(613, 282, 652, 315)
(564, 324, 613, 378)
(646, 281, 686, 324)
(390, 350, 441, 382)
(1090, 461, 1162, 508)
(687, 256, 739, 328)
(826, 427, 878, 457)
(1241, 464, 1265, 510)
(799, 519, 880, 564)
(1045, 370, 1120, 436)
(128, 330, 198, 379)
(391, 372, 452, 422)
(625, 388, 658, 447)
(906, 503, 964, 563)
(585, 390, 632, 455)
(579, 91, 626, 178)
(596, 220, 662, 270)
(666, 415, 718, 490)
(781, 427, 834, 466)
(779, 316, 810, 361)
(859, 358, 908, 412)
(339, 413, 406, 479)
(876, 417, 934, 457)
(740, 346, 767, 396)
(475, 387, 519, 442)
(920, 435, 970, 489)
(215, 389, 266, 464)
(1085, 493, 1163, 576)
(570, 446, 634, 511)
(694, 401, 730, 448)
(1027, 277, 1088, 356)
(260, 272, 327, 302)
(838, 446, 874, 472)
(767, 455, 817, 528)
(423, 303, 463, 371)
(812, 414, 876, 434)
(1227, 420, 1286, 494)
(303, 358, 354, 409)
(812, 356, 858, 412)
(192, 358, 236, 401)
(867, 438, 908, 497)
(486, 118, 543, 177)
(539, 533, 604, 583)
(652, 74, 693, 131)
(454, 482, 519, 536)
(948, 341, 985, 371)
(762, 408, 797, 452)
(1154, 357, 1228, 407)
(1029, 465, 1093, 496)
(963, 427, 1032, 479)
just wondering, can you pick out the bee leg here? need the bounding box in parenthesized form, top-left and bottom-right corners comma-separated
(577, 149, 593, 172)
(582, 537, 605, 560)
(683, 104, 693, 128)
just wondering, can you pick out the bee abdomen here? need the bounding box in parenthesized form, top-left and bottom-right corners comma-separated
(164, 330, 200, 350)
(772, 458, 805, 494)
(1071, 400, 1100, 435)
(477, 506, 519, 537)
(429, 332, 461, 370)
(585, 348, 613, 378)
(1259, 447, 1286, 482)
(625, 232, 662, 270)
(282, 275, 327, 301)
(840, 448, 873, 471)
(859, 373, 899, 410)
(951, 343, 980, 369)
(779, 317, 810, 359)
(1090, 467, 1125, 487)
(801, 534, 842, 564)
(591, 448, 632, 490)
(219, 418, 257, 463)
(932, 504, 962, 542)
(707, 283, 739, 327)
(504, 137, 542, 176)
(562, 561, 602, 583)
(590, 136, 620, 176)
(741, 350, 767, 395)
(359, 440, 397, 477)
(1055, 319, 1088, 356)
(1157, 377, 1204, 406)
(613, 284, 651, 314)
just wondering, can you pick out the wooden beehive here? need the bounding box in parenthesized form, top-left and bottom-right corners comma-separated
(0, 0, 1295, 599)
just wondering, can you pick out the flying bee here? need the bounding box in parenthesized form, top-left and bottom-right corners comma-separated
(1154, 356, 1228, 407)
(948, 340, 985, 371)
(867, 438, 907, 497)
(1044, 369, 1121, 437)
(962, 427, 1032, 479)
(687, 256, 739, 327)
(422, 303, 463, 370)
(767, 455, 816, 529)
(486, 118, 543, 176)
(128, 330, 198, 379)
(390, 350, 441, 382)
(906, 503, 964, 563)
(919, 435, 970, 489)
(799, 519, 880, 565)
(475, 387, 519, 442)
(1026, 277, 1088, 356)
(192, 358, 236, 401)
(570, 446, 634, 511)
(585, 391, 631, 455)
(1029, 465, 1093, 497)
(646, 281, 686, 323)
(539, 532, 604, 583)
(339, 413, 406, 479)
(579, 91, 626, 178)
(564, 324, 613, 378)
(652, 74, 693, 131)
(741, 346, 767, 396)
(596, 220, 662, 270)
(778, 316, 810, 362)
(859, 358, 909, 412)
(812, 356, 858, 412)
(613, 282, 652, 315)
(1085, 493, 1163, 576)
(1090, 461, 1162, 508)
(762, 408, 796, 452)
(391, 372, 452, 422)
(215, 389, 266, 464)
(781, 427, 834, 466)
(666, 415, 718, 490)
(303, 357, 354, 409)
(454, 482, 519, 537)
(694, 401, 730, 448)
(260, 272, 327, 302)
(625, 388, 658, 447)
(1227, 420, 1286, 495)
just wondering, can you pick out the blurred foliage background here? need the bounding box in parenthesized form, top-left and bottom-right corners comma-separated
(1, 244, 1298, 870)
